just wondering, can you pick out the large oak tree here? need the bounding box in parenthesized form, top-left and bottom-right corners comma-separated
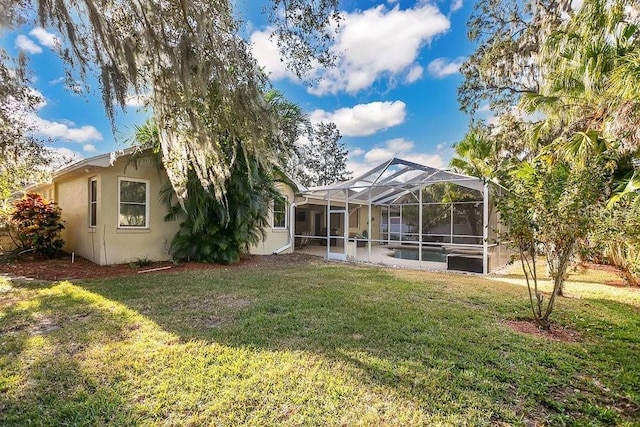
(1, 0, 339, 201)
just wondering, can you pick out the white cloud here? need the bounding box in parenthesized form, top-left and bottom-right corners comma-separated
(29, 28, 59, 49)
(125, 94, 149, 107)
(310, 101, 406, 137)
(311, 4, 450, 95)
(250, 27, 292, 80)
(250, 3, 450, 95)
(405, 65, 423, 83)
(28, 88, 47, 109)
(364, 138, 415, 163)
(450, 0, 464, 13)
(347, 137, 445, 177)
(29, 115, 103, 143)
(82, 144, 97, 152)
(15, 35, 42, 54)
(427, 56, 466, 78)
(49, 147, 83, 167)
(349, 147, 364, 158)
(49, 76, 65, 85)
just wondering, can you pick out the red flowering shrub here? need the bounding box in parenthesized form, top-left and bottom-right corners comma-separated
(11, 192, 65, 258)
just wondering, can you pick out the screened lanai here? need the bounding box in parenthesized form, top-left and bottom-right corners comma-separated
(292, 158, 510, 274)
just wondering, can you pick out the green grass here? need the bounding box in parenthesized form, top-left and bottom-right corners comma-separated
(494, 260, 640, 306)
(1, 259, 639, 426)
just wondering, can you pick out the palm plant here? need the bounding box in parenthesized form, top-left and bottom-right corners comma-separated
(130, 89, 305, 264)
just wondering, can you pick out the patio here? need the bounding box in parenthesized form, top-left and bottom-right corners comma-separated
(290, 158, 511, 274)
(296, 242, 448, 271)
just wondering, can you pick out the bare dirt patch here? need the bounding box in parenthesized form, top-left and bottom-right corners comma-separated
(0, 252, 324, 282)
(504, 319, 582, 343)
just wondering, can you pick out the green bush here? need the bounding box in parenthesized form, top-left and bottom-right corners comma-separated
(11, 192, 65, 258)
(165, 151, 278, 265)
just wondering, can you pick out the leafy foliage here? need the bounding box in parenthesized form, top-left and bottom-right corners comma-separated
(163, 150, 278, 265)
(3, 0, 339, 203)
(458, 0, 640, 327)
(496, 158, 605, 329)
(458, 0, 569, 115)
(10, 192, 65, 258)
(131, 87, 304, 265)
(586, 198, 640, 285)
(0, 52, 58, 205)
(293, 122, 351, 187)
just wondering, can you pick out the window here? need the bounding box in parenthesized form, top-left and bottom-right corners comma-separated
(272, 196, 287, 229)
(89, 178, 97, 227)
(349, 208, 359, 229)
(118, 178, 149, 228)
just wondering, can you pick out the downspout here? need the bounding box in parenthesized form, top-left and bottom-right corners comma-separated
(273, 197, 309, 254)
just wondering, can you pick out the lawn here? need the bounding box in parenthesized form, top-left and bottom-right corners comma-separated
(1, 256, 638, 426)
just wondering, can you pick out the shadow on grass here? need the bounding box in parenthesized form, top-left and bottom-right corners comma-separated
(3, 263, 639, 425)
(0, 280, 140, 425)
(80, 264, 640, 424)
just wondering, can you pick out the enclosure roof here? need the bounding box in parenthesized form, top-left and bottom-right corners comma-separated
(303, 158, 487, 204)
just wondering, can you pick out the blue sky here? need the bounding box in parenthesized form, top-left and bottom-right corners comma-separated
(4, 0, 484, 176)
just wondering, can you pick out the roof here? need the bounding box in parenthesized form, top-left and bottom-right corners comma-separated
(302, 157, 487, 205)
(52, 147, 138, 179)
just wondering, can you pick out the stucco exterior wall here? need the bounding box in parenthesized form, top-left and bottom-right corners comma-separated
(250, 182, 295, 255)
(95, 156, 180, 265)
(51, 156, 179, 265)
(347, 204, 382, 240)
(55, 173, 102, 263)
(38, 152, 300, 264)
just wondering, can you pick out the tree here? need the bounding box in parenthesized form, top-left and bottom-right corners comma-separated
(2, 0, 339, 202)
(130, 89, 306, 264)
(295, 122, 351, 187)
(587, 198, 640, 286)
(0, 53, 56, 210)
(457, 0, 640, 328)
(458, 0, 571, 115)
(497, 157, 604, 329)
(534, 0, 640, 157)
(163, 149, 278, 264)
(450, 124, 499, 179)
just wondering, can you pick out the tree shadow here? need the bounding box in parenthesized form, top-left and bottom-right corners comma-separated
(78, 265, 640, 424)
(5, 264, 638, 425)
(0, 280, 140, 425)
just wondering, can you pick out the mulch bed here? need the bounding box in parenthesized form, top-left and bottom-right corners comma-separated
(504, 319, 582, 343)
(0, 252, 320, 282)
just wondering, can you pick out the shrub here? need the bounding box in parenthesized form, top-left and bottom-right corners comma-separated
(11, 192, 65, 258)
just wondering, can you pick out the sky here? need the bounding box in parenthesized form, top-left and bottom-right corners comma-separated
(3, 0, 487, 177)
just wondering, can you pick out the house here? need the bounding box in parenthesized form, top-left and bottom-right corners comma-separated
(30, 151, 510, 273)
(30, 148, 297, 265)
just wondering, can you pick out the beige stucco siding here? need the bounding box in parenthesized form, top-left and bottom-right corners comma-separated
(95, 157, 180, 265)
(250, 182, 295, 255)
(34, 152, 300, 263)
(50, 156, 179, 265)
(348, 204, 382, 240)
(55, 173, 102, 263)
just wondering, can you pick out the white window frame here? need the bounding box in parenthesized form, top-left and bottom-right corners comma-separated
(89, 177, 98, 228)
(117, 177, 150, 229)
(272, 196, 288, 229)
